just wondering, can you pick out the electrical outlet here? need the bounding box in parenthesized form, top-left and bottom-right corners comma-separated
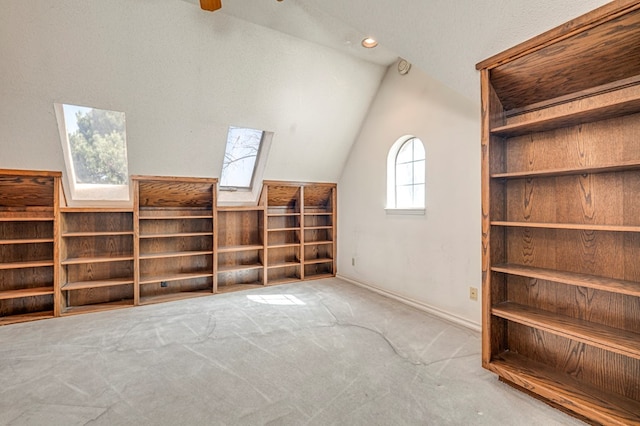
(160, 281, 168, 288)
(470, 287, 478, 301)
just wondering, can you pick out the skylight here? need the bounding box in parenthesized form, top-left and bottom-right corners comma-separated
(55, 103, 130, 201)
(220, 127, 265, 190)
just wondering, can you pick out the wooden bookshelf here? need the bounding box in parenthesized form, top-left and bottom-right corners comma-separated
(0, 169, 60, 323)
(133, 176, 216, 305)
(477, 2, 640, 422)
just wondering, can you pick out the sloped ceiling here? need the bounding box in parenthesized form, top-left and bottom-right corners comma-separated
(184, 0, 611, 101)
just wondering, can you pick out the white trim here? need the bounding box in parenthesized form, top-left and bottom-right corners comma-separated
(385, 208, 425, 215)
(337, 274, 481, 332)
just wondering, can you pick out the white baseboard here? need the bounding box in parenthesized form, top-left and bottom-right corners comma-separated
(336, 274, 481, 333)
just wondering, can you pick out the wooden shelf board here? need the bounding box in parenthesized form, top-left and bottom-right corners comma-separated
(267, 277, 301, 286)
(0, 238, 53, 245)
(139, 250, 212, 260)
(62, 255, 134, 265)
(491, 160, 640, 179)
(492, 263, 640, 297)
(217, 264, 263, 273)
(62, 231, 133, 237)
(139, 290, 213, 305)
(492, 302, 640, 359)
(267, 213, 300, 217)
(490, 84, 640, 137)
(0, 287, 54, 300)
(489, 352, 640, 426)
(0, 260, 53, 270)
(139, 232, 212, 239)
(267, 243, 300, 249)
(62, 300, 134, 316)
(491, 221, 640, 233)
(217, 245, 263, 253)
(0, 311, 54, 326)
(268, 227, 301, 232)
(217, 206, 264, 212)
(267, 261, 300, 269)
(62, 278, 134, 291)
(304, 226, 333, 230)
(139, 272, 213, 285)
(216, 283, 264, 294)
(139, 215, 213, 220)
(60, 207, 132, 213)
(303, 272, 335, 280)
(303, 240, 333, 246)
(304, 258, 333, 265)
(0, 217, 54, 222)
(303, 212, 332, 216)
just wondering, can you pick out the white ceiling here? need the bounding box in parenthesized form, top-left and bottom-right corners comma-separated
(183, 0, 611, 102)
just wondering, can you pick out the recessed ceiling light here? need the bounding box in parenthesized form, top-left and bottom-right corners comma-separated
(361, 37, 378, 48)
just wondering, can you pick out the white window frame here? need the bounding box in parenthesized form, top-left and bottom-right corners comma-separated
(217, 127, 273, 206)
(386, 135, 425, 215)
(54, 103, 130, 202)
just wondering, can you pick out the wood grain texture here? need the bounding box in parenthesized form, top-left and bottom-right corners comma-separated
(480, 3, 640, 419)
(488, 7, 640, 110)
(490, 352, 640, 425)
(492, 83, 640, 136)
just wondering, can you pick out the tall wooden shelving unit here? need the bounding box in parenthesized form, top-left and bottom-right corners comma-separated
(133, 176, 217, 305)
(477, 2, 640, 424)
(59, 208, 134, 315)
(301, 183, 336, 280)
(0, 169, 61, 325)
(262, 183, 303, 285)
(215, 206, 265, 293)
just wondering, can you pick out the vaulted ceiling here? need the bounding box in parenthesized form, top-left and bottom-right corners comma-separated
(183, 0, 611, 101)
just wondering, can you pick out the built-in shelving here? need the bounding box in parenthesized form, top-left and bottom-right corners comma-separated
(0, 169, 60, 323)
(0, 172, 336, 324)
(59, 208, 135, 315)
(133, 176, 216, 304)
(478, 3, 640, 422)
(216, 206, 264, 291)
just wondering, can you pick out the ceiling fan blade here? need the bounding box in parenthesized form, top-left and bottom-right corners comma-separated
(200, 0, 222, 12)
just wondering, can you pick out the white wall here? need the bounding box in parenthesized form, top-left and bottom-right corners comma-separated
(0, 0, 385, 204)
(338, 60, 481, 328)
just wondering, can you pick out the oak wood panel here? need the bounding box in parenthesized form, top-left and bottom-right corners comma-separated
(267, 265, 301, 284)
(65, 284, 133, 308)
(135, 177, 216, 209)
(217, 270, 262, 287)
(506, 275, 640, 333)
(492, 84, 640, 136)
(0, 294, 53, 318)
(61, 211, 133, 234)
(502, 112, 640, 175)
(0, 175, 57, 207)
(494, 302, 640, 358)
(493, 263, 640, 297)
(217, 210, 263, 248)
(303, 185, 334, 210)
(139, 276, 213, 301)
(490, 352, 640, 425)
(265, 185, 301, 209)
(505, 323, 640, 403)
(0, 221, 53, 241)
(488, 8, 640, 110)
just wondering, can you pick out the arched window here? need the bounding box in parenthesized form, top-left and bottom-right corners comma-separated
(387, 136, 425, 212)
